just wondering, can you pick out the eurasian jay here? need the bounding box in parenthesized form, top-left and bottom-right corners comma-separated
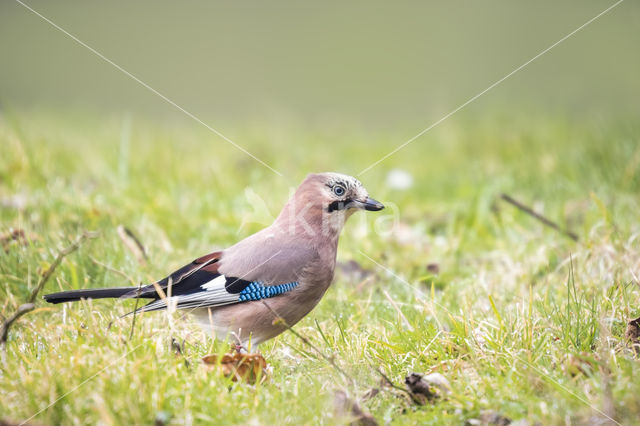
(44, 172, 384, 346)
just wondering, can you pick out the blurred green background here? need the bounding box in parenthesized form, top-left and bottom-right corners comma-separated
(1, 0, 638, 128)
(2, 2, 640, 424)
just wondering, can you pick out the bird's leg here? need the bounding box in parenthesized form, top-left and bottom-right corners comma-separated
(230, 331, 248, 353)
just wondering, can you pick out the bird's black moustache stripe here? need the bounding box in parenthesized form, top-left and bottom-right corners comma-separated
(327, 199, 352, 212)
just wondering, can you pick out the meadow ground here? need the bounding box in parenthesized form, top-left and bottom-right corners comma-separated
(1, 110, 639, 425)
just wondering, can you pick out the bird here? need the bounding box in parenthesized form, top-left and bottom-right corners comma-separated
(44, 172, 384, 347)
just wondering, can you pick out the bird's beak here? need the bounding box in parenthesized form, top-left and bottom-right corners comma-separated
(329, 197, 385, 212)
(348, 197, 384, 211)
(363, 197, 384, 211)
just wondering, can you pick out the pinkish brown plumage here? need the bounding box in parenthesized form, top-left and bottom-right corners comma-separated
(44, 172, 384, 346)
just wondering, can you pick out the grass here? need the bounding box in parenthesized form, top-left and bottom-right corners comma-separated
(1, 109, 639, 425)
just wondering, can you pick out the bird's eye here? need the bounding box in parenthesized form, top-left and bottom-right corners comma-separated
(333, 185, 346, 197)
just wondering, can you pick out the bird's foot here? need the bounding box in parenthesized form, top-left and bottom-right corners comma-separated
(233, 343, 247, 354)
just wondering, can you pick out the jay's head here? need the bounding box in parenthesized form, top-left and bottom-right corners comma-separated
(278, 172, 384, 236)
(317, 172, 384, 214)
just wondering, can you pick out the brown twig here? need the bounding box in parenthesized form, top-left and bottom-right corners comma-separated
(28, 232, 98, 304)
(0, 303, 35, 344)
(500, 193, 578, 241)
(374, 367, 423, 405)
(260, 300, 356, 386)
(117, 225, 147, 263)
(0, 231, 97, 346)
(261, 299, 412, 413)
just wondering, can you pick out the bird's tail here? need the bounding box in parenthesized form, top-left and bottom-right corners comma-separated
(43, 287, 146, 304)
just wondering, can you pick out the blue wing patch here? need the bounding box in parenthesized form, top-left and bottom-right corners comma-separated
(238, 281, 299, 301)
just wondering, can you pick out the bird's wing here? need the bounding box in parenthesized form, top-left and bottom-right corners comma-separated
(129, 234, 316, 313)
(122, 250, 224, 299)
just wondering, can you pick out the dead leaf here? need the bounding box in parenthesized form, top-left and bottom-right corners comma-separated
(1, 228, 35, 251)
(404, 372, 451, 404)
(202, 352, 268, 384)
(625, 315, 640, 355)
(405, 374, 433, 405)
(405, 372, 450, 404)
(334, 390, 378, 426)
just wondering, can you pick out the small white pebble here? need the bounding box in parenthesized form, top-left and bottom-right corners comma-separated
(422, 373, 451, 394)
(385, 168, 413, 190)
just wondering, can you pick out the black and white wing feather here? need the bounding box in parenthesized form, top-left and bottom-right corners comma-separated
(129, 251, 298, 314)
